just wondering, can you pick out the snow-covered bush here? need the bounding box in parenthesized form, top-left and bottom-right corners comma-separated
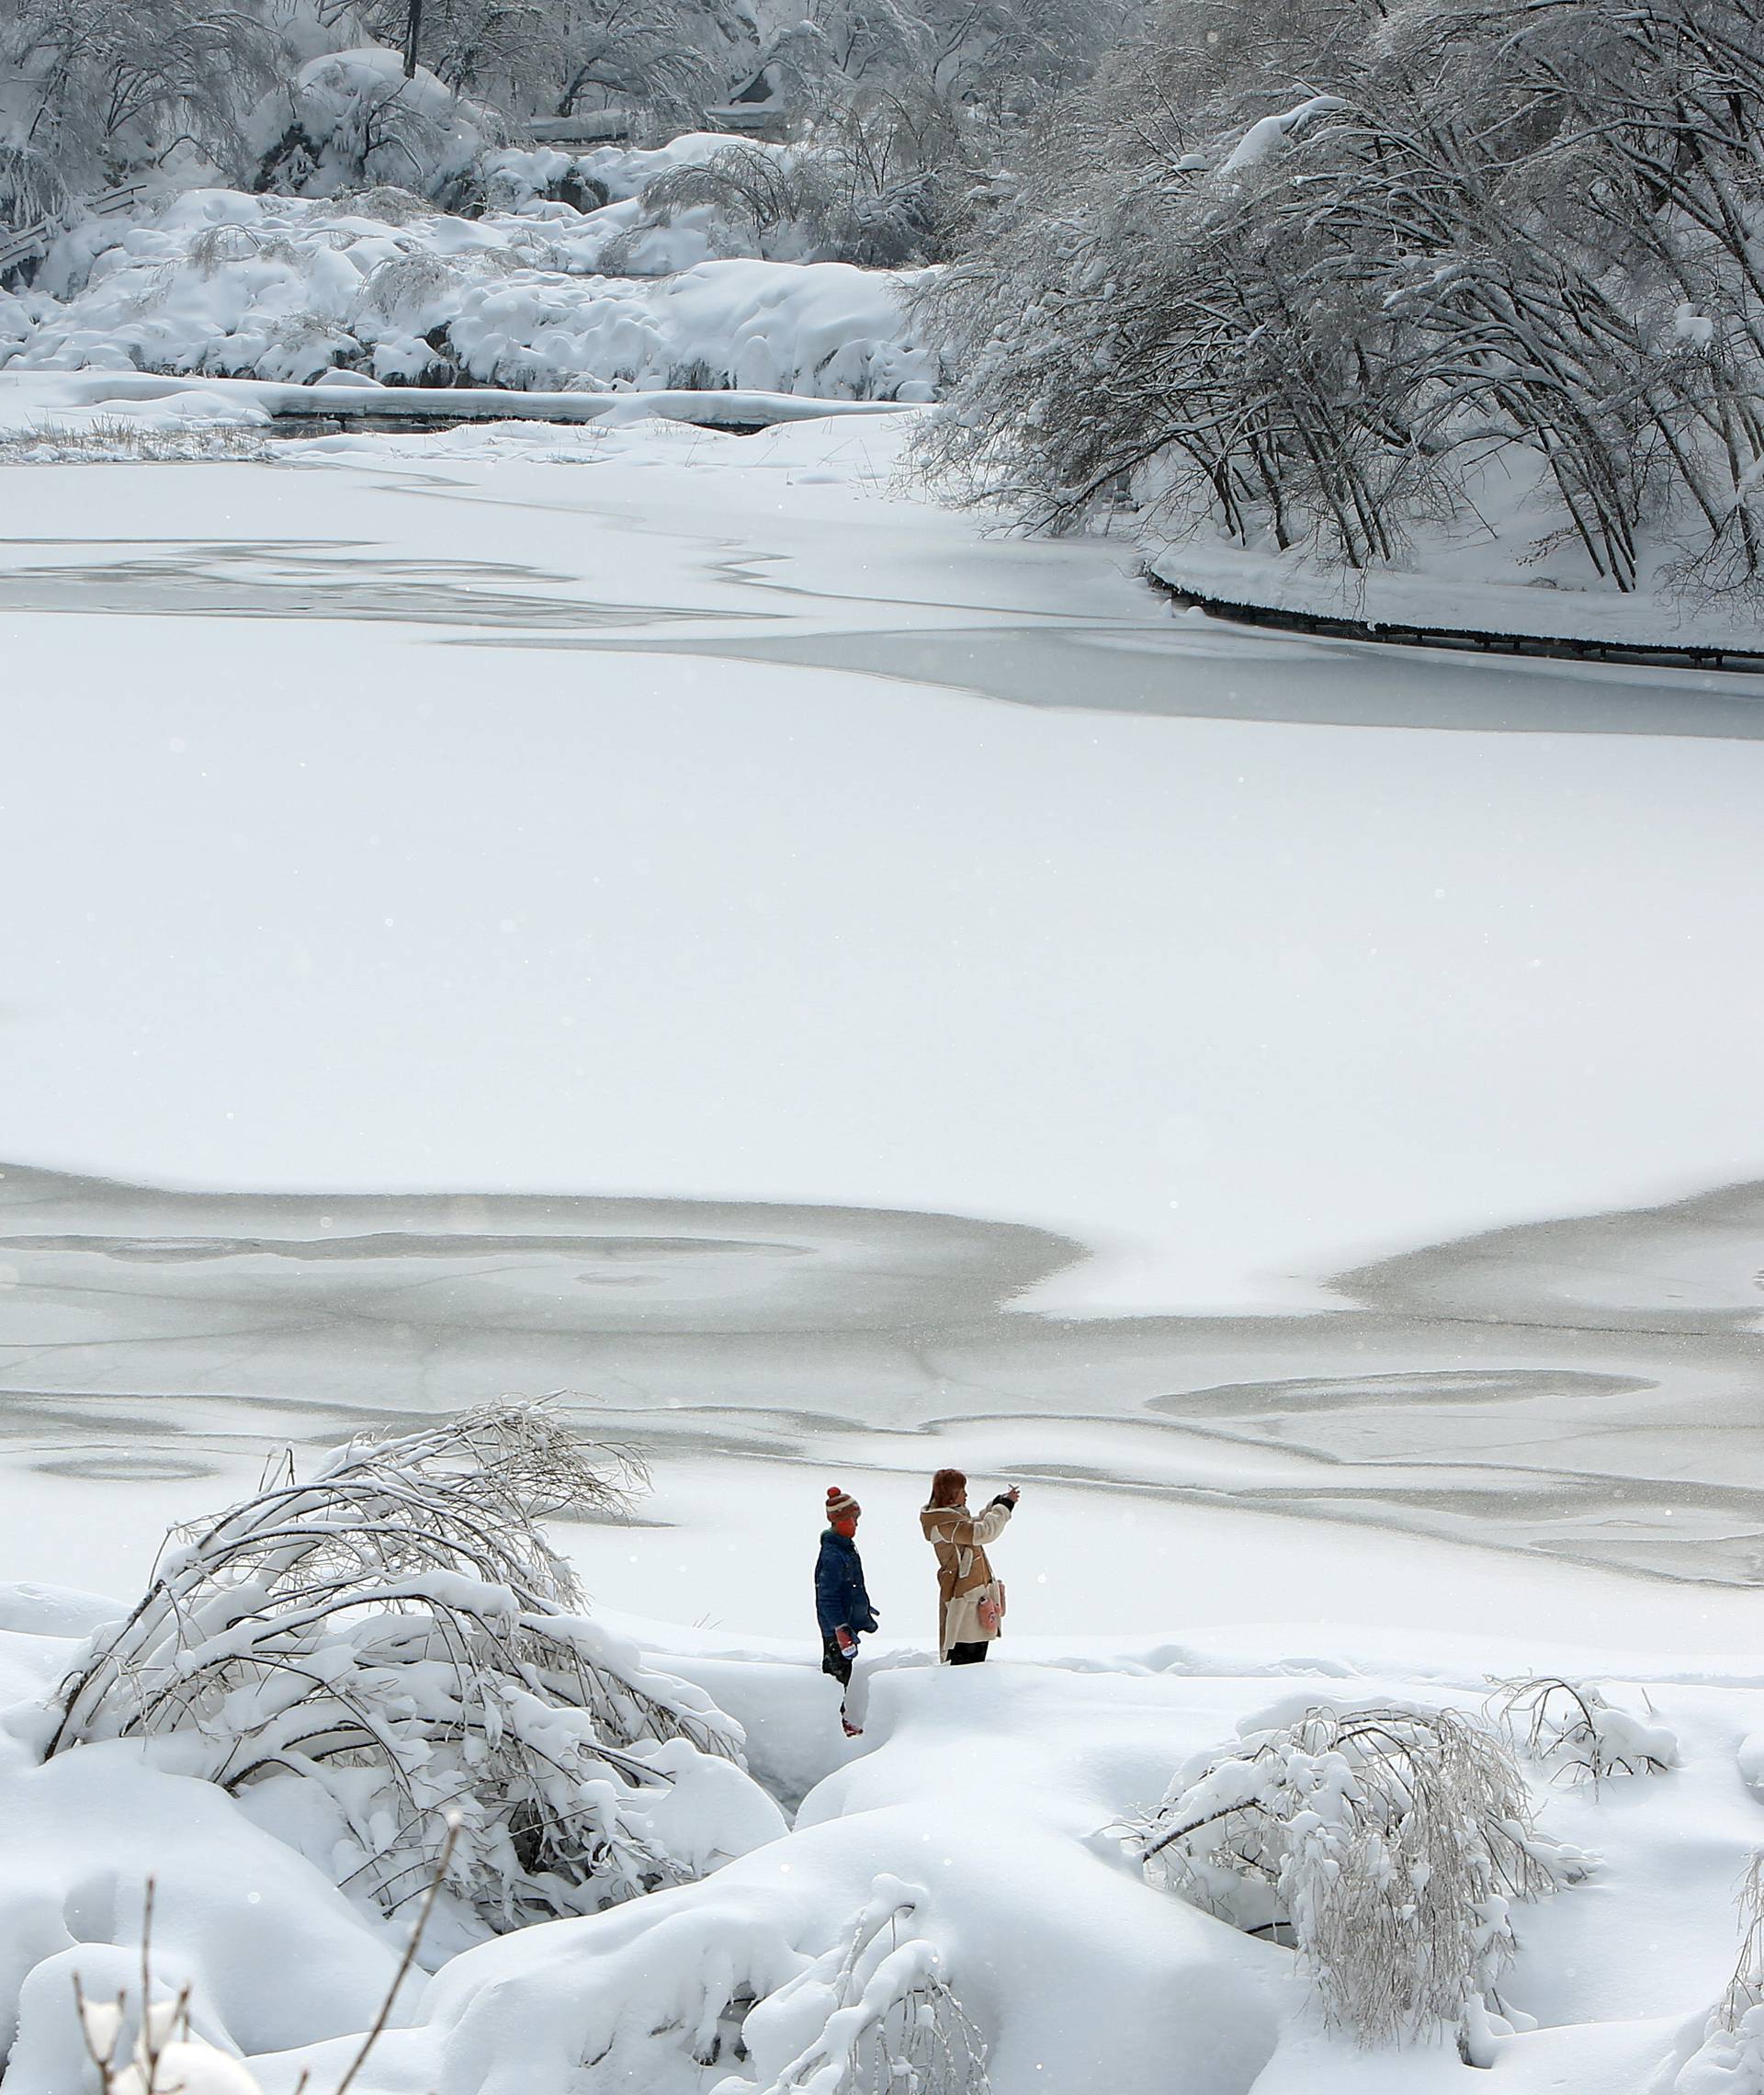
(1131, 1699, 1578, 2049)
(630, 106, 968, 268)
(1673, 1854, 1764, 2091)
(46, 1404, 775, 1940)
(725, 1875, 989, 2095)
(247, 49, 497, 204)
(1489, 1677, 1679, 1784)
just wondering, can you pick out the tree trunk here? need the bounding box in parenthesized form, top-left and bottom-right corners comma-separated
(402, 0, 424, 78)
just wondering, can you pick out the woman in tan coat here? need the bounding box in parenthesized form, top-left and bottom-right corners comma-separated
(920, 1467, 1020, 1663)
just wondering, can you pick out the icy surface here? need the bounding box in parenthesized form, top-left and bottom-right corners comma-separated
(0, 393, 1760, 1625)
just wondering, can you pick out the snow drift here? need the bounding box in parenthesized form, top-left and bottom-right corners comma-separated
(1, 1498, 1760, 2094)
(0, 185, 934, 398)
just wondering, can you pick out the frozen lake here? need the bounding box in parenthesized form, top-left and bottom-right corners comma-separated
(1, 407, 1761, 1647)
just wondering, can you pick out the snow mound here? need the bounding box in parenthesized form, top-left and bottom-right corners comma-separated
(0, 188, 935, 398)
(576, 132, 795, 205)
(0, 1558, 1757, 2095)
(0, 1580, 123, 1638)
(0, 1743, 401, 2082)
(210, 1654, 1762, 2095)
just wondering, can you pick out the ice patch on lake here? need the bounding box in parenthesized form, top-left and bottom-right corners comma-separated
(0, 1159, 1760, 1634)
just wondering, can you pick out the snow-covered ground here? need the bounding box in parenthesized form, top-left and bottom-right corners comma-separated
(1145, 420, 1764, 654)
(0, 1536, 1759, 2095)
(0, 334, 1762, 2095)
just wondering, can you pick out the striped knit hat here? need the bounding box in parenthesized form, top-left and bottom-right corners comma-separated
(825, 1486, 860, 1522)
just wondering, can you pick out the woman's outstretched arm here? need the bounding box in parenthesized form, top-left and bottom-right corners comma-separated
(968, 1499, 1014, 1546)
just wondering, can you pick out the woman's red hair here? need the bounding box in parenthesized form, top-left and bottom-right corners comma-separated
(927, 1467, 967, 1509)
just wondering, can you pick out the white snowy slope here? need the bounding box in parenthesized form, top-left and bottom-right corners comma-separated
(1, 1564, 1760, 2095)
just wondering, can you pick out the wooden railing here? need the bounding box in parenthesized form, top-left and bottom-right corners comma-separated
(0, 177, 153, 280)
(520, 109, 636, 147)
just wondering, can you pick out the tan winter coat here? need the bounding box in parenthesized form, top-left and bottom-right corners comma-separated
(920, 1499, 1013, 1659)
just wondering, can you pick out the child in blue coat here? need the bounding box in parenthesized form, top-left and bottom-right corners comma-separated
(816, 1486, 877, 1737)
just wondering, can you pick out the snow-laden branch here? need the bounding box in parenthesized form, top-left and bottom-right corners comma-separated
(46, 1403, 770, 1938)
(716, 1876, 990, 2095)
(1125, 1699, 1587, 2052)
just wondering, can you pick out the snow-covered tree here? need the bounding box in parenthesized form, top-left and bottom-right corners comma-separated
(247, 45, 497, 199)
(344, 0, 740, 125)
(1129, 1700, 1582, 2054)
(920, 0, 1764, 596)
(0, 0, 274, 223)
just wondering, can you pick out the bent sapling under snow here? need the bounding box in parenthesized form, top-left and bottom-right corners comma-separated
(46, 1403, 763, 1938)
(716, 1875, 990, 2095)
(1487, 1676, 1679, 1787)
(1128, 1700, 1587, 2057)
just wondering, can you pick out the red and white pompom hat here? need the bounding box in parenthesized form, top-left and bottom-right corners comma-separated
(825, 1486, 860, 1522)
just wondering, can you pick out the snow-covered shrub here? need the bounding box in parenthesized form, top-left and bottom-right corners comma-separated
(631, 108, 965, 268)
(46, 1404, 772, 1940)
(334, 182, 443, 225)
(1131, 1699, 1578, 2048)
(1489, 1678, 1678, 1784)
(247, 49, 497, 205)
(1673, 1855, 1764, 2091)
(725, 1876, 989, 2095)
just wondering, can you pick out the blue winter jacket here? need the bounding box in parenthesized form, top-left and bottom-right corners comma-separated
(815, 1530, 878, 1640)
